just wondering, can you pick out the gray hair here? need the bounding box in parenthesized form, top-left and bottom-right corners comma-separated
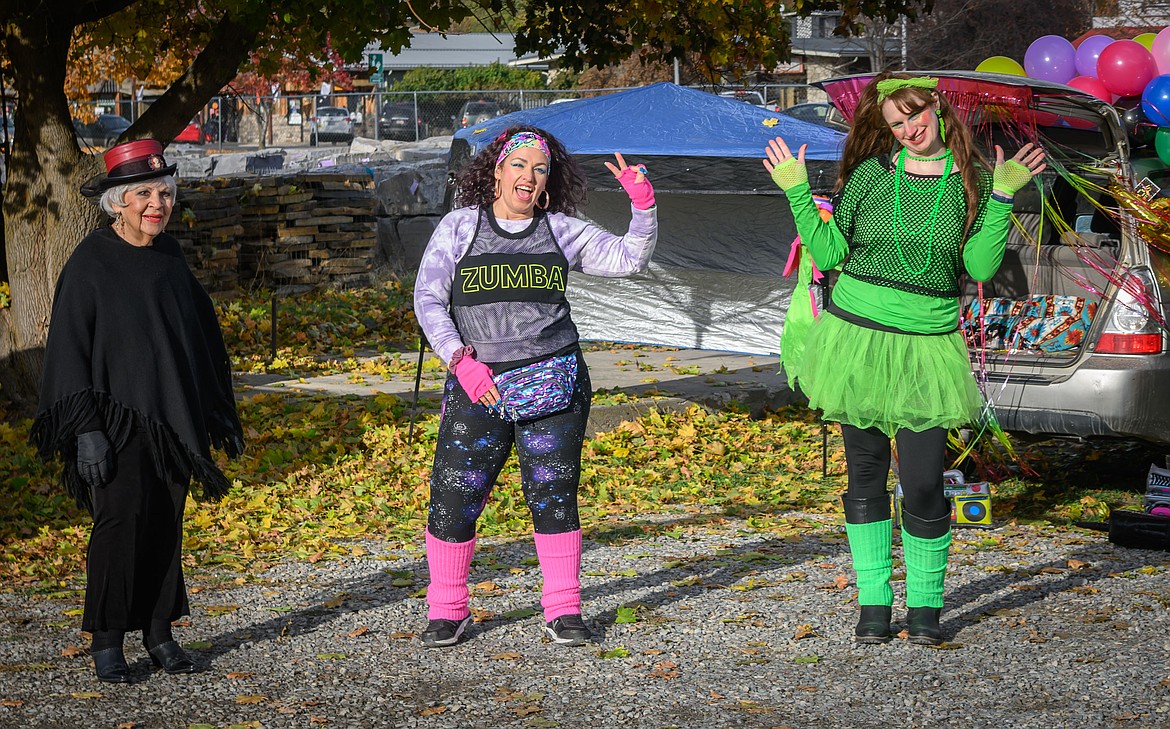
(99, 176, 178, 217)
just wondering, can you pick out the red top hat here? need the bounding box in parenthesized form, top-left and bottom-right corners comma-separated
(80, 139, 177, 198)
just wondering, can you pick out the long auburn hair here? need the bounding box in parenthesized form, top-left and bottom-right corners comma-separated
(455, 124, 588, 216)
(838, 72, 991, 232)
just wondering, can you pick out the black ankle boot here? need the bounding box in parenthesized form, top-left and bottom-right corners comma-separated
(146, 640, 198, 674)
(91, 647, 132, 683)
(855, 605, 892, 644)
(906, 606, 943, 645)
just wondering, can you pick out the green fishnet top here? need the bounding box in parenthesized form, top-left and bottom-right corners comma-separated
(786, 154, 1013, 334)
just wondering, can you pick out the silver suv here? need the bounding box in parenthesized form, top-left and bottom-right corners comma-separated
(821, 71, 1170, 446)
(309, 105, 354, 145)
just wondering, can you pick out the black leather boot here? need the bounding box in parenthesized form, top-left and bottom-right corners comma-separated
(91, 647, 132, 683)
(147, 640, 198, 674)
(906, 606, 943, 645)
(855, 605, 892, 644)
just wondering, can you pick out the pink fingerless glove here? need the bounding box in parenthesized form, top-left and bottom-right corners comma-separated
(452, 354, 495, 402)
(617, 166, 656, 210)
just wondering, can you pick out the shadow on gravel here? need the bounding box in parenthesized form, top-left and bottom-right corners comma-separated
(189, 510, 1170, 663)
(191, 512, 847, 663)
(939, 543, 1168, 641)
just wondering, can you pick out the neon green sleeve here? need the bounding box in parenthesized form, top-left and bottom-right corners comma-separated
(784, 182, 849, 270)
(961, 198, 1013, 282)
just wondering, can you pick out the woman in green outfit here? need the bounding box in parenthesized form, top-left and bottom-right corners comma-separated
(764, 72, 1045, 645)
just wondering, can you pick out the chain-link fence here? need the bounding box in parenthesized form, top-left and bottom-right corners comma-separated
(70, 84, 814, 150)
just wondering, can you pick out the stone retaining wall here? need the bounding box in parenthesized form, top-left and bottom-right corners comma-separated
(168, 158, 447, 295)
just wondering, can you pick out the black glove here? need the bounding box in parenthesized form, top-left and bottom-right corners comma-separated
(76, 430, 115, 489)
(225, 433, 245, 458)
(208, 410, 245, 458)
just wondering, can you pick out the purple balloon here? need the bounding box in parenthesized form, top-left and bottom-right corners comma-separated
(1075, 35, 1113, 78)
(1025, 35, 1077, 84)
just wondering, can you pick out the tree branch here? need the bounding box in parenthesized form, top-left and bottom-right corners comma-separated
(75, 0, 139, 25)
(127, 9, 266, 145)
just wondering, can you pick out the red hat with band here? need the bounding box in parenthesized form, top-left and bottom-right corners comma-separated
(80, 139, 178, 198)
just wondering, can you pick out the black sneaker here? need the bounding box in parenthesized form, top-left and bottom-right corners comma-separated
(421, 614, 471, 648)
(542, 614, 591, 646)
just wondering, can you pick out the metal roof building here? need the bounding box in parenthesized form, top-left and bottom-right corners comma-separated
(364, 32, 551, 72)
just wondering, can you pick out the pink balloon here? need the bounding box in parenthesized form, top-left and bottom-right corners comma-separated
(1097, 39, 1158, 97)
(1067, 75, 1114, 101)
(1075, 35, 1113, 77)
(1152, 26, 1170, 75)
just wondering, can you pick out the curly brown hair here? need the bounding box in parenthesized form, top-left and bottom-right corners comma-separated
(839, 72, 991, 233)
(454, 125, 589, 216)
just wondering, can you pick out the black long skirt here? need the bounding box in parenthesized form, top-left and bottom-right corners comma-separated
(81, 429, 190, 633)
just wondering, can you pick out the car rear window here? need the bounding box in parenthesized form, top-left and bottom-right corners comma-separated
(319, 108, 348, 117)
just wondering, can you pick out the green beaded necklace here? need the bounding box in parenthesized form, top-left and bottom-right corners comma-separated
(906, 151, 949, 162)
(893, 147, 953, 276)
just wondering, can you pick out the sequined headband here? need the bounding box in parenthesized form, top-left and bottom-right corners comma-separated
(876, 77, 939, 102)
(496, 132, 552, 167)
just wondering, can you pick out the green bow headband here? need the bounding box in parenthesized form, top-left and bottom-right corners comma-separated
(876, 76, 939, 102)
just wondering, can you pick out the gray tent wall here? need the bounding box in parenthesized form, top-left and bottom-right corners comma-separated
(445, 84, 844, 355)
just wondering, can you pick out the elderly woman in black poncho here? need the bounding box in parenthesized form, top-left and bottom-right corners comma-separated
(30, 139, 244, 683)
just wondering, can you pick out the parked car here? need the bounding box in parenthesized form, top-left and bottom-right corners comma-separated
(73, 113, 132, 148)
(309, 106, 355, 145)
(456, 100, 502, 131)
(718, 89, 770, 109)
(821, 71, 1170, 446)
(779, 102, 850, 132)
(174, 118, 211, 144)
(377, 101, 422, 141)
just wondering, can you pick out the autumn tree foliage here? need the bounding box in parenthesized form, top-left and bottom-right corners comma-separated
(0, 0, 934, 410)
(906, 0, 1093, 70)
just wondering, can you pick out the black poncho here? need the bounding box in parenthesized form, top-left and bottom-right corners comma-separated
(30, 227, 243, 510)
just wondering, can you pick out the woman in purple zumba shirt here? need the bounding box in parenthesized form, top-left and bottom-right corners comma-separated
(412, 125, 658, 648)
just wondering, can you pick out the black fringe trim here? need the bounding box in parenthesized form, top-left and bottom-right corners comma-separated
(29, 390, 233, 512)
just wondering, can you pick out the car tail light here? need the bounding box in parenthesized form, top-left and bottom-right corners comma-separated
(1096, 332, 1162, 353)
(1095, 267, 1165, 355)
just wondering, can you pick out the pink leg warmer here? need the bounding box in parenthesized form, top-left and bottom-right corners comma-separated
(425, 530, 476, 621)
(533, 529, 583, 622)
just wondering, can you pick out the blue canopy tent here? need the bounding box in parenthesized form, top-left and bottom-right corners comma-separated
(448, 82, 846, 355)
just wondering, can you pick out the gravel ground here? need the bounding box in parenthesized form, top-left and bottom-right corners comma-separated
(2, 510, 1169, 729)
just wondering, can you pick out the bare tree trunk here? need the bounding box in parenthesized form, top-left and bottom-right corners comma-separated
(1, 17, 103, 413)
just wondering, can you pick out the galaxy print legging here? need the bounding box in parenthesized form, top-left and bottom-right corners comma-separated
(427, 352, 592, 543)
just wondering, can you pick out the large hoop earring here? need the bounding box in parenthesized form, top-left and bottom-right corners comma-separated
(936, 109, 947, 144)
(536, 190, 550, 210)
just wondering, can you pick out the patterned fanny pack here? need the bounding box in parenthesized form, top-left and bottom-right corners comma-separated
(492, 353, 578, 421)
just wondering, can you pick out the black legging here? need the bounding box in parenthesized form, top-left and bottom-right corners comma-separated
(842, 423, 950, 525)
(427, 352, 592, 543)
(83, 429, 189, 633)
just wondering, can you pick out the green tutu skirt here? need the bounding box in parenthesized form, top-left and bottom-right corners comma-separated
(787, 312, 983, 436)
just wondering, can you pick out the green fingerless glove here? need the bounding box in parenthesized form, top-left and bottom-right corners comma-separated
(769, 158, 808, 192)
(993, 159, 1032, 195)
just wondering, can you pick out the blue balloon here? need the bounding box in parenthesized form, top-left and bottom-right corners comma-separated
(1142, 74, 1170, 127)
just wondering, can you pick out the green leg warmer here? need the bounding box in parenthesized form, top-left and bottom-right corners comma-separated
(902, 529, 952, 609)
(844, 520, 894, 607)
